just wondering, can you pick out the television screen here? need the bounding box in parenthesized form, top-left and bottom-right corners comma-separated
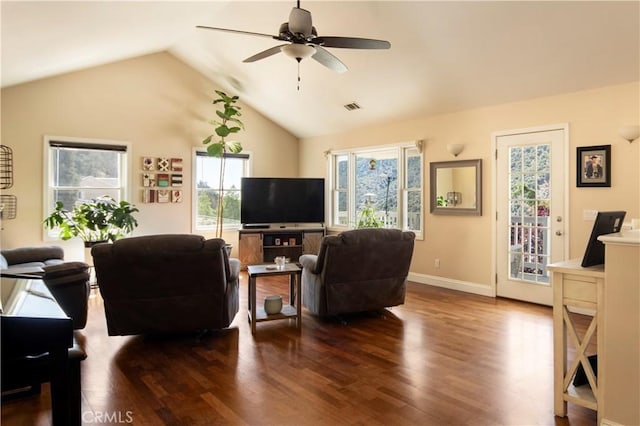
(581, 210, 626, 267)
(241, 178, 325, 226)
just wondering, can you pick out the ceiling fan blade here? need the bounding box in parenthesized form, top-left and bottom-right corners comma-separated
(312, 46, 348, 73)
(196, 25, 277, 40)
(289, 7, 313, 36)
(315, 37, 391, 50)
(243, 44, 288, 63)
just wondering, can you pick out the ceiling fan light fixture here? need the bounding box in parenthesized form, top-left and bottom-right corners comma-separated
(281, 43, 316, 60)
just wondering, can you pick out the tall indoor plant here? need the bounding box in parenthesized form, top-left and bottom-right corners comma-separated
(43, 196, 139, 245)
(202, 90, 245, 238)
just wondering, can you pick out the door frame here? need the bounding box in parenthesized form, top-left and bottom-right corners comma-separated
(491, 123, 570, 301)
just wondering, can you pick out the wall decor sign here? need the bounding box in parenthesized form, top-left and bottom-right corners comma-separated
(142, 157, 155, 171)
(140, 156, 183, 203)
(157, 157, 170, 171)
(142, 173, 156, 187)
(576, 145, 611, 187)
(157, 173, 170, 187)
(171, 158, 183, 172)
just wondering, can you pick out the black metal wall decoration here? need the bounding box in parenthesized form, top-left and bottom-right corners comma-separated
(0, 145, 14, 189)
(0, 195, 17, 220)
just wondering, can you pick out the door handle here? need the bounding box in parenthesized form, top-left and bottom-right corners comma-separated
(555, 230, 563, 236)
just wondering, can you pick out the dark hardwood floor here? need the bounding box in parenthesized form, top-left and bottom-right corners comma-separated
(2, 274, 597, 425)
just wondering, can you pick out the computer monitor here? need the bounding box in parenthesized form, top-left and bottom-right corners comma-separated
(581, 211, 626, 267)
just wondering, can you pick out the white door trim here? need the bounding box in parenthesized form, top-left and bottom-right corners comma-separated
(490, 123, 570, 300)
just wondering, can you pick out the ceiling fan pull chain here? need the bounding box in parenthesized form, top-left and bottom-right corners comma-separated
(297, 58, 302, 91)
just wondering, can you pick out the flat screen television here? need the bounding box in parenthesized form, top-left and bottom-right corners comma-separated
(581, 210, 626, 267)
(240, 177, 325, 226)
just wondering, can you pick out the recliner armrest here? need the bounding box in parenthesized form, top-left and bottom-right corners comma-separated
(43, 262, 90, 289)
(228, 258, 241, 282)
(299, 254, 319, 274)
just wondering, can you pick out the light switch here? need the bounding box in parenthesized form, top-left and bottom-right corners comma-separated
(583, 209, 598, 221)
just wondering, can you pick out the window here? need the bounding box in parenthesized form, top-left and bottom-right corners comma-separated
(328, 143, 423, 237)
(44, 136, 130, 237)
(193, 151, 250, 231)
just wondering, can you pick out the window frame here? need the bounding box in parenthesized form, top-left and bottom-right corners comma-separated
(192, 149, 251, 233)
(327, 141, 424, 239)
(43, 135, 132, 240)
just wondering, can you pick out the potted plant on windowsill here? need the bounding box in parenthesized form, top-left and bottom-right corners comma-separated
(357, 194, 383, 228)
(202, 90, 245, 239)
(43, 196, 139, 248)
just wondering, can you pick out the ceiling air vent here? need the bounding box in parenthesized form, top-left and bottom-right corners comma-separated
(343, 102, 361, 111)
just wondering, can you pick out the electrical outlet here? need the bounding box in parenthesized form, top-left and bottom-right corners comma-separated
(435, 258, 440, 268)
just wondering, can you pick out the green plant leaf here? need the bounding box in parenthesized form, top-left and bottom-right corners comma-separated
(227, 142, 243, 153)
(215, 126, 231, 138)
(207, 143, 224, 157)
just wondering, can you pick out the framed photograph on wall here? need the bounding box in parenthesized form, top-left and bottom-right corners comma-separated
(577, 145, 611, 187)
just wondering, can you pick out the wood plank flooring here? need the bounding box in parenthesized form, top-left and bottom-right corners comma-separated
(2, 274, 597, 425)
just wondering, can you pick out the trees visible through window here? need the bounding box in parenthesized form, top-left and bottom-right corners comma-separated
(194, 152, 249, 231)
(329, 143, 423, 237)
(45, 137, 130, 237)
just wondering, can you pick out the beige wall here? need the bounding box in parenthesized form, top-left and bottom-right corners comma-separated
(300, 82, 640, 294)
(0, 52, 299, 260)
(2, 51, 638, 289)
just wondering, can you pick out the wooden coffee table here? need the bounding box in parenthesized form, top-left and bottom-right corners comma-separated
(246, 263, 302, 334)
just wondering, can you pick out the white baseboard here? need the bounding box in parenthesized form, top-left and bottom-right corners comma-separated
(601, 419, 624, 426)
(408, 272, 495, 298)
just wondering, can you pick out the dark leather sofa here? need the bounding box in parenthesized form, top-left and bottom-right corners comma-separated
(1, 246, 90, 329)
(1, 245, 65, 274)
(92, 234, 240, 336)
(299, 228, 415, 316)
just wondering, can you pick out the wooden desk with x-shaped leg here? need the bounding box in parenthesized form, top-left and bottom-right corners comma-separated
(549, 259, 605, 425)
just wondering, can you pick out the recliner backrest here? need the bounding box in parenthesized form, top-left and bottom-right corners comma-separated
(92, 234, 229, 301)
(316, 228, 415, 284)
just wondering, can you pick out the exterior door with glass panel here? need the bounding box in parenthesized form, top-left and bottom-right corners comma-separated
(496, 127, 567, 306)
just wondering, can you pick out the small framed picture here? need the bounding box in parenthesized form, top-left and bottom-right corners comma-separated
(142, 157, 155, 171)
(274, 238, 281, 246)
(289, 238, 296, 246)
(577, 145, 611, 187)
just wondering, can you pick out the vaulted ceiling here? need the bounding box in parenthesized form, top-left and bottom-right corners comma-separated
(2, 1, 638, 138)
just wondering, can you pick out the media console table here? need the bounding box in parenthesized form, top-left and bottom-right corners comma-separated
(238, 227, 325, 269)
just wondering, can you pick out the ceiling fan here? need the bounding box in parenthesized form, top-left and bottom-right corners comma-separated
(196, 0, 390, 75)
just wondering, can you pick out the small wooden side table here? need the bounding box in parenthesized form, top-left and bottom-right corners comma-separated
(246, 263, 302, 334)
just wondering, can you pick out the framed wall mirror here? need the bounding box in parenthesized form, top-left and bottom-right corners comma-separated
(430, 159, 482, 216)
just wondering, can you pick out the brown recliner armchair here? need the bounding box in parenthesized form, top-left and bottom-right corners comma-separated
(91, 234, 240, 336)
(299, 228, 415, 317)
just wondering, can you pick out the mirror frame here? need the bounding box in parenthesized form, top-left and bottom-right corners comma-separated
(430, 159, 482, 216)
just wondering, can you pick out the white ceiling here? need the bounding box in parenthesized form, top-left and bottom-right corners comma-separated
(2, 1, 639, 139)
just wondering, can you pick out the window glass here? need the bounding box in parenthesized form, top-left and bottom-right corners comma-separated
(195, 153, 248, 230)
(355, 150, 398, 228)
(405, 148, 423, 233)
(333, 155, 349, 226)
(328, 143, 422, 237)
(50, 147, 125, 208)
(45, 138, 129, 238)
